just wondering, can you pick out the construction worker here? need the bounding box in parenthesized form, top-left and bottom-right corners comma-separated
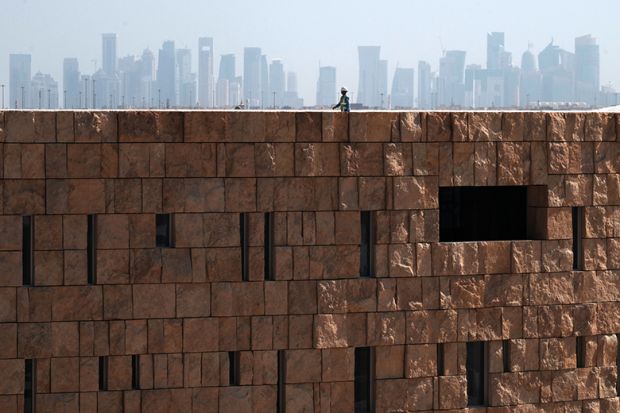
(332, 87, 350, 112)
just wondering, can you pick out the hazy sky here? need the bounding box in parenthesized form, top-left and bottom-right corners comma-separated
(1, 0, 619, 105)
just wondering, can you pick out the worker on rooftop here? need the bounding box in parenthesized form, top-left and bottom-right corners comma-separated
(332, 87, 351, 112)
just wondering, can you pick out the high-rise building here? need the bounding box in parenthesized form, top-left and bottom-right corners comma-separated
(487, 32, 504, 70)
(269, 59, 285, 108)
(357, 46, 385, 107)
(198, 37, 214, 108)
(216, 53, 236, 108)
(417, 61, 432, 109)
(538, 41, 575, 102)
(157, 41, 176, 107)
(30, 72, 59, 109)
(284, 72, 303, 108)
(316, 66, 336, 107)
(438, 50, 466, 107)
(391, 68, 414, 108)
(102, 33, 117, 76)
(9, 54, 31, 108)
(520, 47, 542, 107)
(176, 48, 196, 107)
(574, 34, 600, 106)
(260, 55, 269, 108)
(63, 58, 80, 109)
(243, 47, 261, 107)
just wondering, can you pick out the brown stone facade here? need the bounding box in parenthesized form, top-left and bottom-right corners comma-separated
(0, 110, 618, 412)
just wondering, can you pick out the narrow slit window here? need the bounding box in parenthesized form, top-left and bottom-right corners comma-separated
(360, 211, 375, 278)
(576, 336, 586, 368)
(156, 214, 173, 248)
(437, 343, 445, 376)
(87, 215, 97, 285)
(240, 213, 249, 281)
(99, 356, 108, 391)
(23, 216, 34, 286)
(264, 212, 275, 281)
(24, 359, 35, 413)
(277, 350, 286, 413)
(502, 340, 511, 373)
(466, 341, 488, 407)
(354, 346, 375, 413)
(616, 334, 620, 395)
(229, 351, 240, 386)
(572, 207, 584, 270)
(132, 355, 140, 390)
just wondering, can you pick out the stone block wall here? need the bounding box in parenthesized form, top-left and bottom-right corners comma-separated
(0, 110, 618, 412)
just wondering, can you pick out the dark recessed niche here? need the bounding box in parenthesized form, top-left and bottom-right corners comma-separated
(439, 186, 546, 242)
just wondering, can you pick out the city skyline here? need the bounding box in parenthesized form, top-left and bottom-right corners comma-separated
(1, 0, 619, 107)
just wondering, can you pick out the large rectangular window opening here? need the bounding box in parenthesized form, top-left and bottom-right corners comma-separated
(23, 216, 34, 286)
(360, 211, 375, 278)
(354, 346, 375, 413)
(439, 186, 547, 242)
(466, 341, 488, 407)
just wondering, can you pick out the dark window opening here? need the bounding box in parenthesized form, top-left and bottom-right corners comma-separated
(277, 350, 286, 413)
(502, 340, 511, 373)
(354, 346, 375, 413)
(437, 343, 445, 376)
(229, 351, 240, 386)
(572, 207, 584, 270)
(264, 212, 275, 281)
(131, 355, 140, 390)
(24, 359, 35, 413)
(360, 211, 375, 278)
(466, 341, 487, 407)
(240, 213, 249, 281)
(576, 336, 586, 368)
(616, 334, 620, 395)
(99, 356, 108, 391)
(23, 216, 34, 286)
(439, 186, 546, 242)
(156, 214, 173, 248)
(87, 215, 97, 285)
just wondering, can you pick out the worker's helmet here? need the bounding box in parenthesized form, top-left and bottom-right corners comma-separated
(341, 87, 348, 93)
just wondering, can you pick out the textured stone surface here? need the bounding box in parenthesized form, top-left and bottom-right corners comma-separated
(0, 110, 615, 412)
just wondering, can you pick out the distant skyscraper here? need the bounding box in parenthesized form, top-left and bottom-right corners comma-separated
(176, 48, 196, 107)
(574, 34, 600, 105)
(260, 55, 269, 108)
(316, 66, 336, 107)
(157, 41, 176, 107)
(243, 47, 261, 107)
(31, 72, 59, 109)
(63, 58, 80, 108)
(487, 32, 505, 70)
(538, 41, 575, 102)
(357, 46, 385, 107)
(216, 53, 236, 107)
(9, 54, 31, 108)
(102, 33, 117, 75)
(284, 72, 303, 108)
(417, 61, 432, 109)
(198, 37, 214, 108)
(520, 46, 542, 106)
(438, 50, 466, 107)
(391, 68, 414, 108)
(269, 59, 285, 108)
